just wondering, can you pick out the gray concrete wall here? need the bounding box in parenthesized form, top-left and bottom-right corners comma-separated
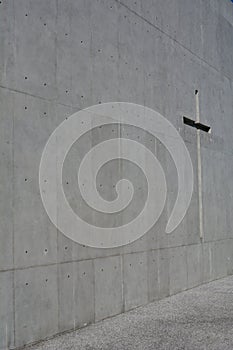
(1, 0, 233, 348)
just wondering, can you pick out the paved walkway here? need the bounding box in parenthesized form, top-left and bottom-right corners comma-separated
(27, 276, 233, 350)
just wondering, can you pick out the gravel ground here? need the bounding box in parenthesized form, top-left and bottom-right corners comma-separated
(26, 276, 233, 350)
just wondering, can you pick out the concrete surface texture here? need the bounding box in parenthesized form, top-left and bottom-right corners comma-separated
(0, 0, 233, 349)
(24, 275, 233, 350)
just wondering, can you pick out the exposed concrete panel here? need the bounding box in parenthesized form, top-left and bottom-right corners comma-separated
(13, 93, 58, 268)
(123, 252, 148, 311)
(14, 265, 58, 348)
(187, 244, 202, 288)
(201, 242, 212, 283)
(0, 0, 15, 87)
(169, 246, 188, 295)
(227, 239, 233, 275)
(120, 0, 202, 58)
(120, 0, 233, 80)
(0, 271, 14, 350)
(158, 248, 170, 298)
(202, 148, 231, 242)
(154, 133, 199, 250)
(58, 260, 94, 332)
(0, 89, 13, 270)
(9, 0, 57, 99)
(0, 0, 233, 348)
(94, 256, 123, 321)
(211, 240, 229, 279)
(147, 250, 159, 302)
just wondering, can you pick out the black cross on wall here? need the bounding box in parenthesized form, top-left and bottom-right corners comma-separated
(183, 116, 211, 133)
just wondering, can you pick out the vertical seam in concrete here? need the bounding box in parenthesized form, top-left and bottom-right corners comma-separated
(156, 250, 159, 300)
(55, 0, 58, 97)
(72, 262, 76, 330)
(143, 17, 146, 109)
(93, 259, 96, 322)
(185, 246, 188, 289)
(146, 251, 149, 302)
(12, 92, 16, 350)
(70, 2, 73, 102)
(209, 244, 213, 280)
(69, 0, 73, 103)
(5, 324, 8, 350)
(12, 0, 16, 345)
(168, 249, 170, 296)
(117, 1, 120, 101)
(55, 0, 60, 337)
(157, 250, 161, 297)
(121, 254, 125, 313)
(201, 243, 204, 282)
(196, 91, 204, 242)
(89, 4, 93, 104)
